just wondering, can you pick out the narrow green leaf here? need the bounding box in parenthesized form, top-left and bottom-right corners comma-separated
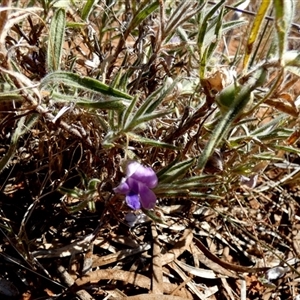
(155, 189, 221, 199)
(196, 68, 267, 171)
(66, 22, 86, 28)
(145, 78, 179, 114)
(81, 0, 97, 21)
(0, 93, 23, 101)
(74, 99, 127, 111)
(205, 6, 224, 62)
(198, 1, 225, 61)
(47, 8, 66, 71)
(41, 71, 133, 100)
(126, 132, 178, 150)
(52, 91, 127, 110)
(121, 95, 139, 128)
(130, 1, 159, 30)
(158, 158, 195, 184)
(124, 110, 173, 132)
(273, 145, 300, 155)
(273, 0, 295, 65)
(123, 77, 178, 130)
(58, 186, 81, 198)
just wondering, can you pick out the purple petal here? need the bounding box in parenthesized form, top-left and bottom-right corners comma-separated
(127, 162, 158, 188)
(113, 179, 130, 194)
(126, 192, 141, 210)
(139, 184, 157, 209)
(126, 177, 140, 193)
(126, 161, 141, 177)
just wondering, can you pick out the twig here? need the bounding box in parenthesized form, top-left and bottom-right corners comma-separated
(151, 223, 163, 294)
(57, 265, 94, 300)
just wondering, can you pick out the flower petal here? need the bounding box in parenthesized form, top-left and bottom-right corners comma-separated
(126, 161, 141, 177)
(126, 192, 141, 210)
(139, 184, 157, 209)
(129, 163, 158, 188)
(126, 177, 141, 193)
(113, 179, 130, 194)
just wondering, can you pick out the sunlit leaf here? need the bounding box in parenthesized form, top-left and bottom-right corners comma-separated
(81, 0, 97, 21)
(41, 71, 133, 99)
(243, 0, 271, 70)
(47, 8, 66, 71)
(273, 0, 294, 65)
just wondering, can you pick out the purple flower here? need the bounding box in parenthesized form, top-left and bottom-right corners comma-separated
(114, 161, 158, 210)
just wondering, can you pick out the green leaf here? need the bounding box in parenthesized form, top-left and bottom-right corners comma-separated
(124, 109, 173, 132)
(0, 92, 23, 101)
(81, 0, 97, 21)
(122, 78, 178, 131)
(196, 68, 267, 171)
(66, 22, 86, 28)
(130, 1, 159, 30)
(51, 91, 127, 111)
(157, 158, 195, 184)
(273, 0, 294, 65)
(121, 95, 139, 128)
(41, 71, 133, 100)
(126, 133, 178, 150)
(205, 6, 224, 62)
(47, 8, 66, 71)
(198, 0, 225, 76)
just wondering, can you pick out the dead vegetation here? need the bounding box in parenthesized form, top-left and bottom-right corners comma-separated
(1, 1, 300, 299)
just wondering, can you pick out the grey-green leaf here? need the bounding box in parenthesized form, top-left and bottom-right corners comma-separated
(41, 71, 133, 100)
(47, 8, 66, 71)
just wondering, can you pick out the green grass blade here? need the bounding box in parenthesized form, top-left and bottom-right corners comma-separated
(81, 0, 97, 21)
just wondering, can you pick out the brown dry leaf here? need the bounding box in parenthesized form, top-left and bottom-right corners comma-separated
(286, 128, 300, 145)
(265, 93, 298, 117)
(245, 274, 265, 297)
(44, 288, 55, 297)
(203, 68, 236, 93)
(21, 291, 32, 300)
